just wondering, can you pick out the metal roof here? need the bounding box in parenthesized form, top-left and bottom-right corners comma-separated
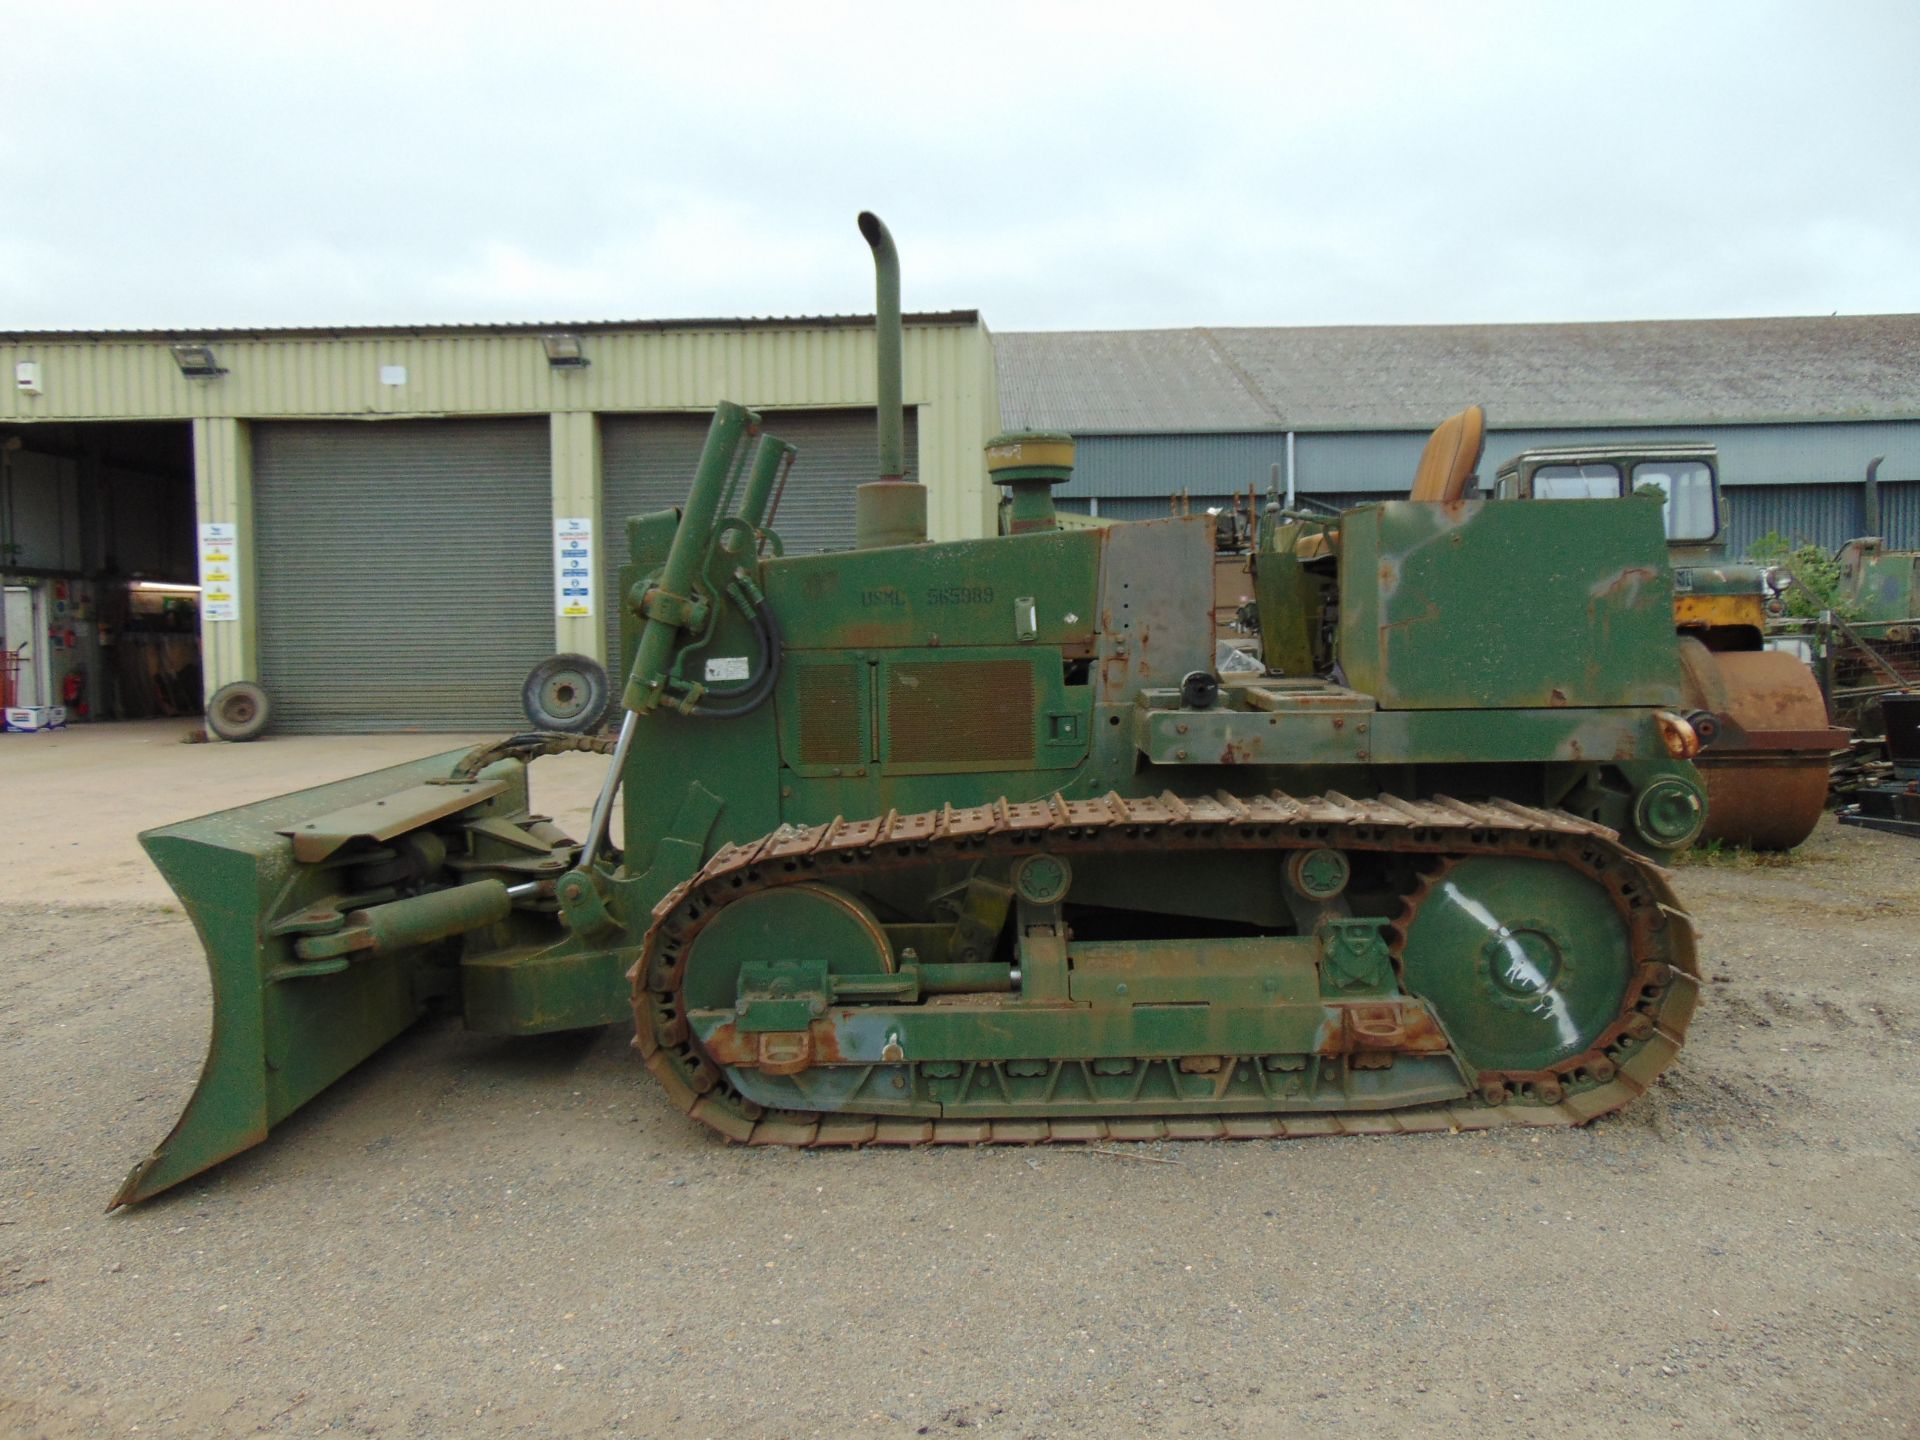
(996, 315, 1920, 432)
(0, 310, 980, 343)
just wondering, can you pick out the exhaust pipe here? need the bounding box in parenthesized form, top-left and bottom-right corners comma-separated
(860, 210, 905, 482)
(1864, 455, 1885, 538)
(854, 211, 927, 548)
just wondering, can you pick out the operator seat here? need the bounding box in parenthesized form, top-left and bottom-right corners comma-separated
(1409, 404, 1487, 503)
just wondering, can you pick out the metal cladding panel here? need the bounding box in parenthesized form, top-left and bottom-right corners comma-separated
(1060, 433, 1288, 500)
(1880, 481, 1920, 549)
(1292, 428, 1852, 495)
(1723, 481, 1920, 554)
(0, 322, 969, 419)
(1063, 493, 1376, 523)
(252, 419, 551, 732)
(1061, 430, 1463, 500)
(1680, 421, 1919, 489)
(1062, 421, 1920, 508)
(1075, 483, 1920, 558)
(0, 319, 999, 543)
(1721, 483, 1859, 554)
(1477, 422, 1920, 490)
(600, 407, 919, 662)
(1294, 432, 1426, 493)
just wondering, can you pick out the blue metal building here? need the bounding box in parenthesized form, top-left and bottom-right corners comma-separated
(996, 317, 1920, 554)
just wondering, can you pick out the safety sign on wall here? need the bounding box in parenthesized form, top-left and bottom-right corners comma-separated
(198, 523, 240, 622)
(554, 517, 594, 618)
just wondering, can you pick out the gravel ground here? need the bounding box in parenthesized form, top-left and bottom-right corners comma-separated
(2, 727, 1917, 1438)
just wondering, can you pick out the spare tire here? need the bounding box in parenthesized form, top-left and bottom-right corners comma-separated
(207, 681, 270, 742)
(522, 653, 611, 733)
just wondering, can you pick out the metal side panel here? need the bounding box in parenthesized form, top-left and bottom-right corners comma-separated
(600, 406, 918, 663)
(1338, 498, 1682, 711)
(1092, 514, 1217, 702)
(252, 418, 552, 732)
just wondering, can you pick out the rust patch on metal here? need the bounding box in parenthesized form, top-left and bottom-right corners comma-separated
(1690, 648, 1842, 847)
(1588, 565, 1661, 604)
(702, 1019, 849, 1070)
(1652, 710, 1701, 759)
(1316, 1002, 1451, 1058)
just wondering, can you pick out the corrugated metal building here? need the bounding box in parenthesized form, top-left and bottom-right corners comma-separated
(6, 305, 1916, 734)
(996, 318, 1920, 555)
(0, 314, 999, 730)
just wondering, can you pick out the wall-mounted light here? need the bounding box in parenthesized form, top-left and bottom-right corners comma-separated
(15, 361, 43, 395)
(542, 333, 589, 369)
(379, 364, 408, 386)
(132, 581, 203, 594)
(170, 344, 226, 378)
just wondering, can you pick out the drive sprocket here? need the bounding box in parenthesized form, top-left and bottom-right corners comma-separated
(1392, 853, 1689, 1107)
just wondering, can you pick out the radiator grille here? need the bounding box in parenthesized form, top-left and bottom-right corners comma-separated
(794, 663, 865, 767)
(887, 660, 1035, 765)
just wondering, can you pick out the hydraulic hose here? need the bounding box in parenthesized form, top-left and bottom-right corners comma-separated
(451, 730, 617, 780)
(688, 596, 781, 719)
(574, 589, 777, 872)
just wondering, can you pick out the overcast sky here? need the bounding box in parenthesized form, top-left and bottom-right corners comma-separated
(4, 1, 1917, 332)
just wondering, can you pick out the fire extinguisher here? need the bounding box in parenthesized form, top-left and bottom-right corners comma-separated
(62, 668, 87, 720)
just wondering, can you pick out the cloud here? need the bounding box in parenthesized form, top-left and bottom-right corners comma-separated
(2, 0, 1916, 330)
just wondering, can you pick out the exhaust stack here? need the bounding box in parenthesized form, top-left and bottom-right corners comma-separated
(854, 211, 927, 549)
(1864, 454, 1885, 538)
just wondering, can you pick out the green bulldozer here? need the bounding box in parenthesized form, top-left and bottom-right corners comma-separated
(1821, 457, 1920, 717)
(116, 215, 1710, 1207)
(1838, 456, 1919, 624)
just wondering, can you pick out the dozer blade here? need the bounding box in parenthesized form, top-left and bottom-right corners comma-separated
(113, 749, 522, 1209)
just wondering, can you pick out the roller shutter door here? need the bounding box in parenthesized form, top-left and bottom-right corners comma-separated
(252, 418, 551, 732)
(600, 406, 917, 662)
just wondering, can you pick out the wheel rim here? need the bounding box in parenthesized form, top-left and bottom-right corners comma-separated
(539, 670, 592, 720)
(1396, 856, 1631, 1074)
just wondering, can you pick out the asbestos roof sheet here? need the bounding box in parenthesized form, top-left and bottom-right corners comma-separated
(996, 314, 1920, 432)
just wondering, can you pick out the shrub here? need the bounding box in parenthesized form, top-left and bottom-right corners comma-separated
(1747, 532, 1856, 620)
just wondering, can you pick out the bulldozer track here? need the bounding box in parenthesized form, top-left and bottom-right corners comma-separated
(632, 791, 1698, 1147)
